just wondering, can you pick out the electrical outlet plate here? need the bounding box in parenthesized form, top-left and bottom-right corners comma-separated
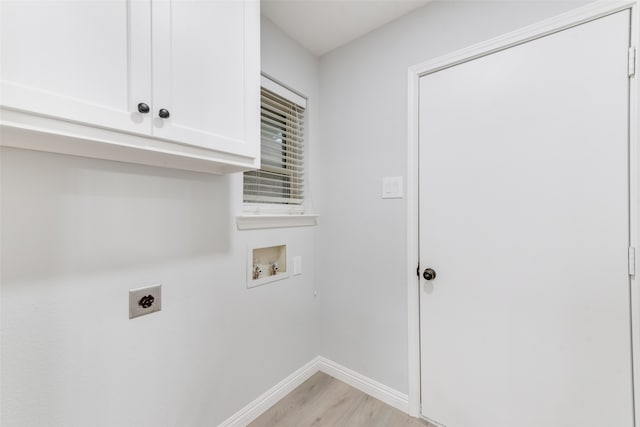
(129, 285, 162, 319)
(382, 176, 404, 199)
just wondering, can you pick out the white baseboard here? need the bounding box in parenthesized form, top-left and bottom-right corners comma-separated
(315, 356, 409, 414)
(218, 356, 321, 427)
(218, 356, 409, 427)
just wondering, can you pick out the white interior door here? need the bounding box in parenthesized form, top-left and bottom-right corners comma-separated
(419, 10, 633, 427)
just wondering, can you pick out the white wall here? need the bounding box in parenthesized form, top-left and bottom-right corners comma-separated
(316, 0, 589, 395)
(0, 17, 320, 427)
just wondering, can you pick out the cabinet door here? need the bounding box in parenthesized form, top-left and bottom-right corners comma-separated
(0, 0, 151, 135)
(151, 0, 260, 159)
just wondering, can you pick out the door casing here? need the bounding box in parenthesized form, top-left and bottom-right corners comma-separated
(406, 0, 640, 421)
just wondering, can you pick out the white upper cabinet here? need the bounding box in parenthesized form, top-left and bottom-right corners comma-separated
(0, 0, 151, 134)
(152, 0, 257, 159)
(0, 0, 260, 174)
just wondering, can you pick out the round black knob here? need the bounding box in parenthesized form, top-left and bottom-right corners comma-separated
(138, 295, 155, 309)
(158, 108, 170, 119)
(137, 103, 150, 114)
(423, 268, 437, 281)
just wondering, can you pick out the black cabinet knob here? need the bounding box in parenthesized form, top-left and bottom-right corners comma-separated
(158, 108, 170, 119)
(423, 268, 437, 281)
(137, 103, 150, 114)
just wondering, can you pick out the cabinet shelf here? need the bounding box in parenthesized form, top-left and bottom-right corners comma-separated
(0, 108, 257, 174)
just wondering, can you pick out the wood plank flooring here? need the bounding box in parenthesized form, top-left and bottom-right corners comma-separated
(249, 372, 433, 427)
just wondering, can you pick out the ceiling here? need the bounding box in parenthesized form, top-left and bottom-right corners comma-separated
(261, 0, 432, 56)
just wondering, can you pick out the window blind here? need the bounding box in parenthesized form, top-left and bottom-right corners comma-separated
(244, 86, 305, 205)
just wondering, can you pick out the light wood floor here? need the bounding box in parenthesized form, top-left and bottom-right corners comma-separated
(249, 372, 433, 427)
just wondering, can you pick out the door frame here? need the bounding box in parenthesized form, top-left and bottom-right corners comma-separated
(406, 0, 640, 421)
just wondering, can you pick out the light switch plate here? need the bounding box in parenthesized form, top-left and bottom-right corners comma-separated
(382, 176, 403, 199)
(129, 285, 162, 319)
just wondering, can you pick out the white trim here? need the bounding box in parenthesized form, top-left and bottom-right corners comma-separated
(316, 357, 409, 414)
(236, 214, 318, 230)
(421, 415, 446, 427)
(409, 0, 636, 79)
(406, 0, 640, 421)
(217, 356, 411, 427)
(217, 357, 321, 427)
(260, 75, 307, 109)
(629, 2, 640, 422)
(242, 203, 305, 215)
(406, 67, 421, 418)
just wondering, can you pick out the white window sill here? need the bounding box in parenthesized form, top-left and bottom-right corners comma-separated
(236, 214, 318, 230)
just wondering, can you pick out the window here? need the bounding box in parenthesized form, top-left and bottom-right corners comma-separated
(243, 77, 306, 213)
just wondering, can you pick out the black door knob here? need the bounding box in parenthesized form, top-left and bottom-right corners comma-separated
(423, 268, 437, 281)
(137, 103, 150, 114)
(158, 108, 170, 119)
